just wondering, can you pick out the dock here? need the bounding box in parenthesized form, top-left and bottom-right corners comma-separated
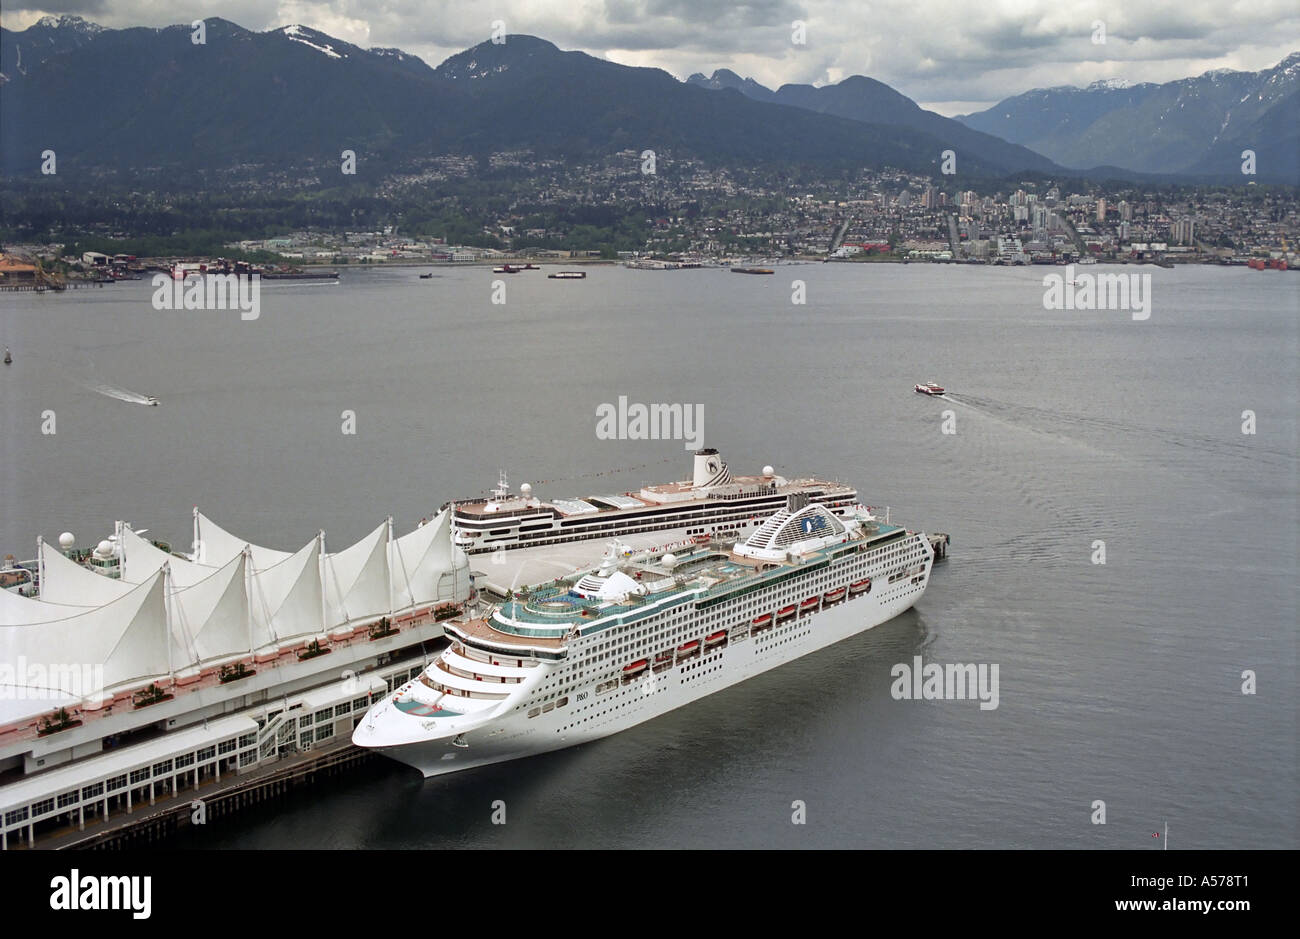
(929, 533, 950, 560)
(32, 738, 379, 850)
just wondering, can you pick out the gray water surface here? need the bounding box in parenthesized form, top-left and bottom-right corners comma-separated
(1, 263, 1294, 848)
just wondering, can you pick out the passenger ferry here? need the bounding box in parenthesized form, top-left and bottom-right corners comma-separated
(914, 382, 945, 396)
(354, 495, 935, 776)
(445, 449, 859, 554)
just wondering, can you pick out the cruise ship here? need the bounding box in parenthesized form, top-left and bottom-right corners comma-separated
(446, 449, 859, 554)
(353, 495, 934, 776)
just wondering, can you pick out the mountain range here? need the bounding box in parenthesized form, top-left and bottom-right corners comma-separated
(957, 55, 1300, 182)
(1, 15, 1295, 184)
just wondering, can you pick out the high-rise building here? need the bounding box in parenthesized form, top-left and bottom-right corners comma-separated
(1118, 200, 1132, 221)
(1172, 217, 1196, 245)
(1095, 199, 1108, 221)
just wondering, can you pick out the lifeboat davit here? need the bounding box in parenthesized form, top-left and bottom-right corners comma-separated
(849, 578, 871, 594)
(654, 650, 673, 663)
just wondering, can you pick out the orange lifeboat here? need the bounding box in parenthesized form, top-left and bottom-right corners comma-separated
(705, 630, 726, 644)
(623, 659, 648, 674)
(800, 596, 820, 609)
(753, 613, 772, 625)
(824, 587, 846, 601)
(849, 578, 871, 594)
(678, 640, 700, 653)
(777, 605, 796, 619)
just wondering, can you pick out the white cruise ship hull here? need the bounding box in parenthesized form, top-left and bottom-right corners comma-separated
(374, 558, 931, 778)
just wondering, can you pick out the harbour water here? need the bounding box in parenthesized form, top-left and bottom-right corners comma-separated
(1, 264, 1295, 848)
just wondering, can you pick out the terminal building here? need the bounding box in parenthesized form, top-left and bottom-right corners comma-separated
(0, 508, 472, 848)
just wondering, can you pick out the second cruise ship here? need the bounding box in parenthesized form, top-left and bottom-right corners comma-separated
(445, 449, 859, 554)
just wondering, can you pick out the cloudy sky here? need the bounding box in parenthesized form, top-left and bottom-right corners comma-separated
(4, 0, 1298, 114)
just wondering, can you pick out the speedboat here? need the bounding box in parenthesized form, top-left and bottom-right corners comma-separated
(914, 382, 945, 396)
(145, 396, 159, 406)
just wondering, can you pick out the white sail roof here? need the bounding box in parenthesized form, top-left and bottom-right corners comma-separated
(119, 525, 217, 588)
(388, 509, 469, 608)
(169, 551, 253, 665)
(193, 510, 292, 570)
(0, 586, 93, 626)
(248, 536, 323, 643)
(0, 572, 172, 694)
(323, 521, 390, 627)
(37, 537, 134, 606)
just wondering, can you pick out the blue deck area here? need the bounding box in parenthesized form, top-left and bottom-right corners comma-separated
(395, 698, 462, 718)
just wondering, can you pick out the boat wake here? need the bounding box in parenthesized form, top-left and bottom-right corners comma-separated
(79, 378, 157, 406)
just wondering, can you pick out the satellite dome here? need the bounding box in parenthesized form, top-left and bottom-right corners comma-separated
(661, 553, 677, 568)
(59, 532, 75, 549)
(520, 482, 533, 496)
(763, 465, 774, 476)
(95, 540, 114, 557)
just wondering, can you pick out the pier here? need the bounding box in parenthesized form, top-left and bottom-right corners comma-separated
(929, 533, 950, 560)
(27, 738, 379, 850)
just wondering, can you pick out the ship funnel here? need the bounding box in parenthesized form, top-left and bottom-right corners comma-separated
(786, 492, 810, 513)
(692, 448, 730, 488)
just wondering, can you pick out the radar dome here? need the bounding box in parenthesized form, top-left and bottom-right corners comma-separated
(520, 483, 533, 496)
(59, 532, 75, 549)
(95, 540, 114, 557)
(763, 465, 774, 476)
(661, 553, 677, 568)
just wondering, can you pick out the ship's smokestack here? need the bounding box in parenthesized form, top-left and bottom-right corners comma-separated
(692, 448, 725, 488)
(786, 492, 809, 513)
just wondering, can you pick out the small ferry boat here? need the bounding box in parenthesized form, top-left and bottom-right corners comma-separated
(730, 267, 774, 274)
(419, 272, 434, 279)
(3, 347, 11, 365)
(547, 271, 587, 279)
(914, 382, 946, 396)
(492, 265, 521, 274)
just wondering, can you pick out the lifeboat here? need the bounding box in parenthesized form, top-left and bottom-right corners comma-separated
(678, 640, 700, 653)
(705, 631, 727, 645)
(753, 613, 772, 625)
(801, 596, 820, 609)
(849, 578, 871, 594)
(777, 605, 796, 619)
(824, 587, 846, 602)
(623, 659, 649, 674)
